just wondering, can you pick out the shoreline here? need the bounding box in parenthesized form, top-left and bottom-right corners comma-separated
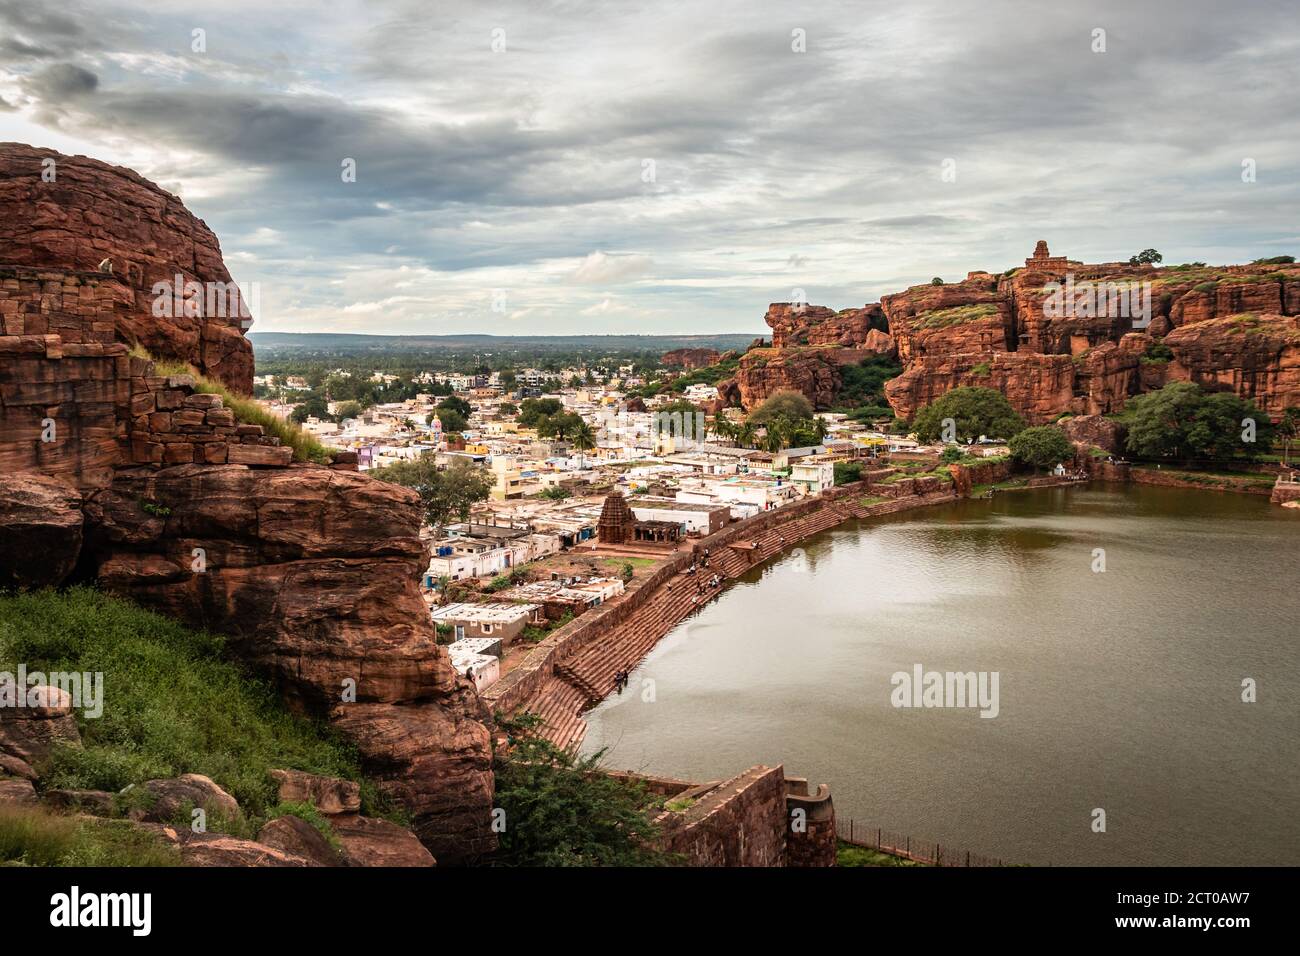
(485, 465, 1293, 749)
(483, 481, 960, 747)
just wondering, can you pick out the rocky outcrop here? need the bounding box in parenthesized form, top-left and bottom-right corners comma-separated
(766, 303, 886, 349)
(1060, 414, 1125, 453)
(1163, 313, 1300, 416)
(661, 347, 720, 369)
(82, 463, 495, 862)
(0, 145, 495, 864)
(269, 769, 360, 815)
(0, 144, 254, 394)
(0, 685, 82, 778)
(0, 473, 83, 590)
(719, 243, 1300, 424)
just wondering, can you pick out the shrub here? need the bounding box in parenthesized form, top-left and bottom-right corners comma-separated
(1008, 426, 1075, 471)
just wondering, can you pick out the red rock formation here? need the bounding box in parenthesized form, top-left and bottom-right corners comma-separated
(884, 352, 1076, 424)
(0, 143, 253, 393)
(733, 347, 852, 410)
(1164, 313, 1300, 415)
(1060, 414, 1125, 453)
(766, 302, 885, 349)
(81, 463, 495, 862)
(0, 473, 83, 590)
(661, 347, 720, 369)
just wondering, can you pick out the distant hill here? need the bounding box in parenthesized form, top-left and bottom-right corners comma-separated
(249, 332, 760, 354)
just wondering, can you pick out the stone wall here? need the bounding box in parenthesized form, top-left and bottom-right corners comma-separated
(654, 765, 788, 867)
(1, 266, 288, 489)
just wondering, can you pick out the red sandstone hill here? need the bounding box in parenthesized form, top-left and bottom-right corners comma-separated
(721, 243, 1300, 422)
(0, 146, 493, 863)
(0, 142, 254, 394)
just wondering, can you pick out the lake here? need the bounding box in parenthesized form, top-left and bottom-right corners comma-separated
(581, 483, 1300, 865)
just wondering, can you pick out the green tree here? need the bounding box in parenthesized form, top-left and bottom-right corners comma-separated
(290, 395, 329, 423)
(1129, 248, 1163, 265)
(438, 396, 473, 419)
(571, 420, 597, 452)
(1009, 426, 1076, 471)
(1122, 382, 1275, 463)
(333, 401, 362, 422)
(518, 398, 563, 428)
(911, 387, 1025, 443)
(432, 409, 468, 433)
(489, 725, 672, 867)
(370, 455, 492, 528)
(939, 446, 965, 464)
(1278, 406, 1300, 465)
(833, 461, 863, 485)
(749, 389, 814, 424)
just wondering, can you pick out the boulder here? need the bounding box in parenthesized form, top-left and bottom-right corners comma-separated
(42, 788, 117, 816)
(268, 769, 360, 815)
(329, 813, 436, 867)
(129, 773, 240, 824)
(257, 814, 343, 866)
(0, 685, 82, 773)
(0, 776, 38, 806)
(0, 473, 84, 590)
(170, 830, 320, 867)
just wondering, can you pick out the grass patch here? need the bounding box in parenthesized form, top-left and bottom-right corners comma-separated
(601, 557, 657, 570)
(0, 804, 181, 867)
(915, 302, 999, 330)
(0, 587, 376, 826)
(131, 346, 334, 464)
(837, 841, 928, 867)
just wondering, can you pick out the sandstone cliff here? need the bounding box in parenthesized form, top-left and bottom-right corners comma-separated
(0, 146, 494, 863)
(0, 143, 254, 394)
(723, 244, 1300, 423)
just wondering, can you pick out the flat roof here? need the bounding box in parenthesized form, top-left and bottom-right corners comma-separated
(429, 602, 539, 623)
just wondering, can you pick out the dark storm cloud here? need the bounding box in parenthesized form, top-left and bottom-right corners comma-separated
(23, 64, 99, 100)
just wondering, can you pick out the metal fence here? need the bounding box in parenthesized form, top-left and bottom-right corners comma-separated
(837, 819, 1012, 867)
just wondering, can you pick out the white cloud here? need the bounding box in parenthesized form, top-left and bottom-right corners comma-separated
(566, 252, 654, 285)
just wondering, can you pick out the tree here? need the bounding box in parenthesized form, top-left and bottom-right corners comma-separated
(518, 398, 563, 428)
(370, 455, 491, 528)
(434, 409, 469, 433)
(1129, 248, 1163, 265)
(931, 277, 944, 285)
(1122, 382, 1275, 463)
(939, 446, 965, 464)
(833, 461, 863, 485)
(571, 420, 597, 452)
(538, 411, 585, 441)
(290, 396, 328, 423)
(1009, 426, 1075, 471)
(1279, 406, 1300, 465)
(911, 387, 1025, 443)
(438, 396, 473, 419)
(749, 389, 814, 424)
(489, 723, 672, 866)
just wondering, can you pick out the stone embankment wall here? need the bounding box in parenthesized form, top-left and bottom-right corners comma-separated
(484, 481, 955, 716)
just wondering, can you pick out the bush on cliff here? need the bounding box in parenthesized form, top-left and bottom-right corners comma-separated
(911, 387, 1025, 444)
(0, 588, 369, 821)
(489, 721, 674, 867)
(835, 356, 903, 410)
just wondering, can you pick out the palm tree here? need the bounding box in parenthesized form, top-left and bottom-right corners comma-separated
(1280, 407, 1300, 466)
(735, 421, 758, 449)
(712, 417, 737, 446)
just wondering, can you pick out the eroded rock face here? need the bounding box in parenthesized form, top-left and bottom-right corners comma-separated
(330, 813, 437, 867)
(130, 773, 241, 824)
(766, 303, 886, 349)
(661, 348, 720, 369)
(1164, 313, 1300, 416)
(0, 473, 84, 590)
(0, 685, 82, 775)
(1060, 414, 1125, 453)
(257, 815, 343, 866)
(83, 463, 495, 863)
(0, 143, 253, 393)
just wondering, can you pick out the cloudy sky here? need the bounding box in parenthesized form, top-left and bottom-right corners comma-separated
(2, 0, 1298, 336)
